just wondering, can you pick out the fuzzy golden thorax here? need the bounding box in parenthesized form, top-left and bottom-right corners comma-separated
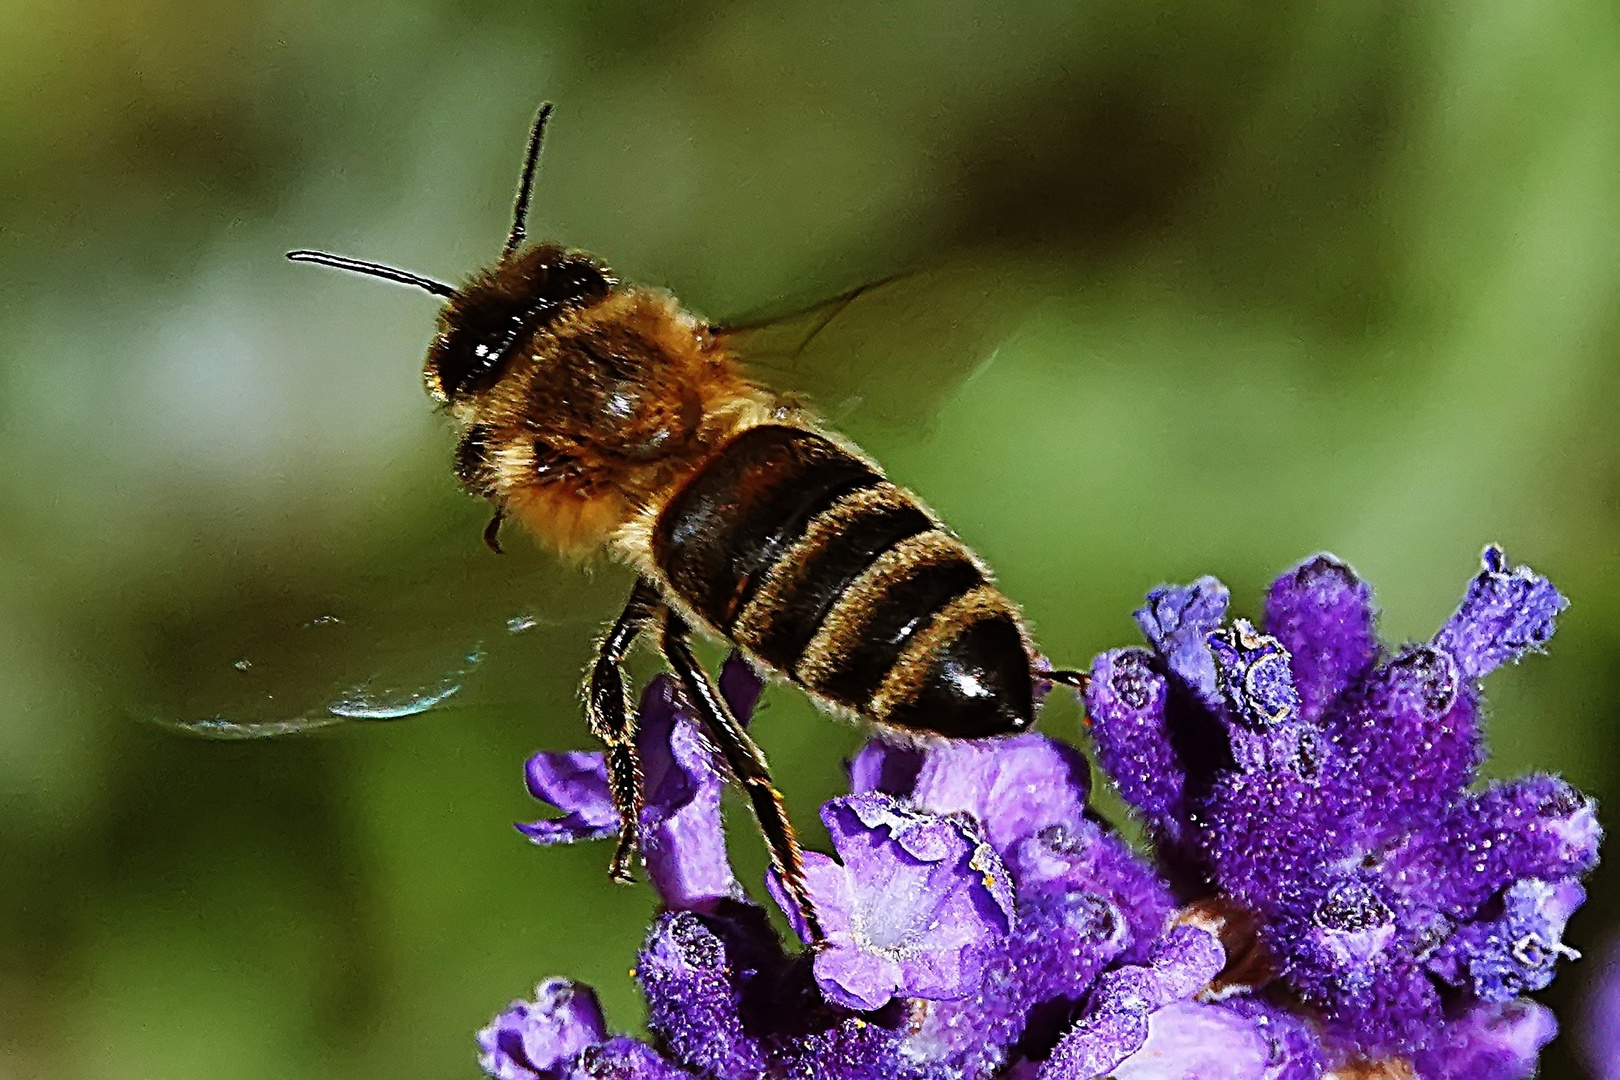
(428, 246, 774, 557)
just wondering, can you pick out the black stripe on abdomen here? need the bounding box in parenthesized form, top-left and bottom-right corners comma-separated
(742, 491, 935, 672)
(652, 425, 881, 632)
(791, 532, 985, 708)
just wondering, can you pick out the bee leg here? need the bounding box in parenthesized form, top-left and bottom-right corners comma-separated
(660, 612, 826, 944)
(589, 578, 664, 883)
(482, 504, 506, 554)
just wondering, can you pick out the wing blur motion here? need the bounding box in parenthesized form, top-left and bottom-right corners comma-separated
(132, 499, 611, 741)
(710, 264, 1027, 436)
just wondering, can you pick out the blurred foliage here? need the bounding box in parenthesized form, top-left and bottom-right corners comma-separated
(1, 1, 1616, 1078)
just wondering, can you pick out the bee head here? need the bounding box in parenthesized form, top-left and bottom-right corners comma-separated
(287, 103, 609, 406)
(422, 243, 614, 404)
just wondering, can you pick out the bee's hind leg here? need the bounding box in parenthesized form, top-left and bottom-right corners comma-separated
(587, 578, 664, 882)
(660, 611, 826, 943)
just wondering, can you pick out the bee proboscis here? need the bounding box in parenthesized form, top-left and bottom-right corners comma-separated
(286, 103, 1084, 940)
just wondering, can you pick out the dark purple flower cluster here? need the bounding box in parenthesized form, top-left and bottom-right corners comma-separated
(1088, 546, 1598, 1071)
(482, 547, 1598, 1080)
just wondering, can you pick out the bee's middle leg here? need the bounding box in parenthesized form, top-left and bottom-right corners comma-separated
(660, 611, 825, 942)
(588, 578, 664, 882)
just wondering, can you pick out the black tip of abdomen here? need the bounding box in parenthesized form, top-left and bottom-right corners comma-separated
(884, 614, 1035, 739)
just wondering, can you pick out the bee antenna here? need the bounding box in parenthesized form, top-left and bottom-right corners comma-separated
(504, 101, 555, 258)
(285, 250, 458, 298)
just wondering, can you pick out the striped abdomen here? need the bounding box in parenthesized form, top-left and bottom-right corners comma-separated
(651, 424, 1035, 738)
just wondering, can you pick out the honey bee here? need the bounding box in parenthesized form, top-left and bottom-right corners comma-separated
(287, 104, 1083, 940)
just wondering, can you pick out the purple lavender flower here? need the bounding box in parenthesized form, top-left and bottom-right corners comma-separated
(481, 546, 1597, 1080)
(498, 709, 1231, 1078)
(1086, 546, 1598, 1069)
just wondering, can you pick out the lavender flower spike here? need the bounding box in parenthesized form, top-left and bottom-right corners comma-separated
(1086, 547, 1598, 1068)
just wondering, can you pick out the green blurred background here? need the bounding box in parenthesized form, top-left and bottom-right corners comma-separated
(2, 1, 1616, 1077)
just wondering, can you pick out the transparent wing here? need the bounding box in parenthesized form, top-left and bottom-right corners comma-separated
(710, 263, 1027, 438)
(133, 498, 613, 740)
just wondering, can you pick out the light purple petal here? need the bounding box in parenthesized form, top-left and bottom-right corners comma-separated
(517, 752, 619, 845)
(1412, 998, 1558, 1080)
(635, 677, 738, 911)
(813, 943, 906, 1012)
(1109, 1001, 1272, 1080)
(1219, 997, 1328, 1080)
(523, 666, 761, 911)
(906, 732, 1090, 852)
(1433, 545, 1567, 680)
(1038, 926, 1225, 1080)
(477, 978, 609, 1080)
(783, 794, 1013, 1011)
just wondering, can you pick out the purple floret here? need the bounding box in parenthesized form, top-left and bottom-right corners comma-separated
(1324, 645, 1480, 835)
(771, 793, 1015, 1011)
(1134, 576, 1229, 708)
(1411, 999, 1558, 1080)
(517, 752, 620, 845)
(1432, 878, 1584, 1001)
(1263, 553, 1379, 723)
(1434, 544, 1568, 680)
(1208, 620, 1302, 731)
(1083, 648, 1187, 838)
